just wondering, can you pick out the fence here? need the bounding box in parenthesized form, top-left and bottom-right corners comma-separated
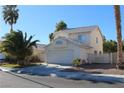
(88, 52, 124, 64)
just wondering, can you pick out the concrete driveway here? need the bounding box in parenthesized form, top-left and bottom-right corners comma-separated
(0, 71, 124, 88)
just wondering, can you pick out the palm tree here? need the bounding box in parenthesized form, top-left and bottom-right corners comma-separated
(2, 5, 19, 31)
(49, 33, 54, 42)
(114, 5, 123, 69)
(0, 31, 39, 66)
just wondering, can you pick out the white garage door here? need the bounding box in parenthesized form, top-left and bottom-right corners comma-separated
(47, 49, 73, 65)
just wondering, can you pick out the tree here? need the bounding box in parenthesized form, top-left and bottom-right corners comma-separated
(49, 33, 54, 42)
(103, 40, 117, 53)
(48, 21, 67, 42)
(103, 35, 106, 42)
(114, 5, 123, 69)
(0, 30, 39, 66)
(55, 21, 67, 32)
(2, 5, 19, 31)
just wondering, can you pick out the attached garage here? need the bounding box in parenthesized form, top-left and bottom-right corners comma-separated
(45, 37, 88, 65)
(47, 49, 73, 65)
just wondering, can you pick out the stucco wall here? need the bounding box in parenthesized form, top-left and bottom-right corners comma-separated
(89, 28, 103, 54)
(88, 53, 111, 63)
(53, 28, 103, 55)
(79, 48, 88, 62)
(45, 38, 88, 64)
(88, 52, 124, 64)
(69, 32, 91, 45)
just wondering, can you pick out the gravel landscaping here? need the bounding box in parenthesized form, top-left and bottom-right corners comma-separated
(1, 63, 124, 84)
(0, 63, 124, 84)
(78, 63, 124, 75)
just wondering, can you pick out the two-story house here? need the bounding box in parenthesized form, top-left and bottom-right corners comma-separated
(45, 25, 103, 65)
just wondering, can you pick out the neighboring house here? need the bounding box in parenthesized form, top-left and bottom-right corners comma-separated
(45, 25, 103, 65)
(33, 44, 46, 61)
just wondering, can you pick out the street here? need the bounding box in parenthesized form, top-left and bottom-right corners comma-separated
(0, 71, 124, 88)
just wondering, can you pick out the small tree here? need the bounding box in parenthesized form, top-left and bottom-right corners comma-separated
(55, 21, 67, 32)
(0, 30, 39, 66)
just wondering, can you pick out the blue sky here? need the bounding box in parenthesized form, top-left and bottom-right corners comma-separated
(0, 5, 124, 44)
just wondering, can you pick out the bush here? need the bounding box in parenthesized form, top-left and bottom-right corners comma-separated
(4, 56, 17, 64)
(72, 58, 82, 67)
(117, 63, 124, 69)
(26, 55, 41, 63)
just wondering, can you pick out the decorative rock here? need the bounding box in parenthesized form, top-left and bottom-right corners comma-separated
(50, 73, 57, 77)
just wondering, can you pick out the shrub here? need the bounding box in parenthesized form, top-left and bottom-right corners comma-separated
(4, 56, 17, 64)
(117, 63, 124, 69)
(72, 58, 82, 67)
(26, 55, 41, 63)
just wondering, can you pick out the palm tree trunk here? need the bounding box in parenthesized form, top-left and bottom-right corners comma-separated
(10, 24, 13, 32)
(114, 5, 123, 69)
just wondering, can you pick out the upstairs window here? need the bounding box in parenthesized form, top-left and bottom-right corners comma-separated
(96, 37, 98, 44)
(78, 35, 89, 43)
(55, 40, 63, 45)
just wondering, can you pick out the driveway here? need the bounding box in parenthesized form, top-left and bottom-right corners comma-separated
(0, 71, 124, 88)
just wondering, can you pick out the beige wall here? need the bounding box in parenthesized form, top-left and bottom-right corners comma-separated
(88, 52, 124, 64)
(69, 32, 91, 45)
(88, 53, 111, 63)
(54, 32, 69, 39)
(45, 38, 88, 64)
(53, 28, 103, 55)
(68, 29, 103, 54)
(89, 28, 103, 54)
(45, 38, 81, 59)
(79, 48, 88, 62)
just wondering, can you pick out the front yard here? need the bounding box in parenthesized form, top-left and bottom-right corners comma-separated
(0, 63, 124, 84)
(1, 63, 124, 76)
(71, 63, 124, 75)
(0, 63, 41, 68)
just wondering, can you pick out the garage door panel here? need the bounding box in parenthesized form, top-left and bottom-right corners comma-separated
(47, 50, 73, 65)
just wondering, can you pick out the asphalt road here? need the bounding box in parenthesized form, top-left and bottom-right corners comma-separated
(0, 71, 124, 88)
